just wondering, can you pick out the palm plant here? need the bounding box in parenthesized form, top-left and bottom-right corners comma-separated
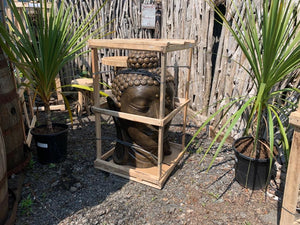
(187, 0, 300, 169)
(0, 0, 107, 131)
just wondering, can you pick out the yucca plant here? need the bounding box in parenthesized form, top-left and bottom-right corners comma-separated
(187, 0, 300, 170)
(0, 0, 107, 131)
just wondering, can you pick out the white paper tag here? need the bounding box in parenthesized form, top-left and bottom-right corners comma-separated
(37, 142, 48, 148)
(141, 4, 156, 28)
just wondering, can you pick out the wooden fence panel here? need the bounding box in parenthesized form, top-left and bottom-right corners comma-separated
(55, 0, 216, 113)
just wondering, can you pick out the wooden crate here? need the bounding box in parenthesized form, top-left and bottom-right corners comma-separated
(89, 39, 195, 189)
(95, 142, 184, 189)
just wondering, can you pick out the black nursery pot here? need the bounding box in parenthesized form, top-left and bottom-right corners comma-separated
(31, 123, 68, 164)
(233, 137, 274, 190)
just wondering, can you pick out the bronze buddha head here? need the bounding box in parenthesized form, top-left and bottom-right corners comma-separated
(108, 60, 175, 168)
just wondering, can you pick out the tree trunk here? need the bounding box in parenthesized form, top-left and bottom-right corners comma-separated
(44, 103, 53, 131)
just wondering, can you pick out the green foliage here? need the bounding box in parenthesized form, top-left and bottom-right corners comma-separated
(20, 194, 33, 216)
(69, 84, 109, 97)
(208, 191, 220, 200)
(151, 196, 157, 202)
(187, 0, 300, 169)
(27, 158, 35, 170)
(48, 163, 56, 168)
(0, 0, 108, 129)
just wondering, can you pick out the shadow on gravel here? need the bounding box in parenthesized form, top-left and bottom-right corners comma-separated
(14, 114, 130, 225)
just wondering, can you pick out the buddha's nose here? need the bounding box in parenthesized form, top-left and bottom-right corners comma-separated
(147, 101, 159, 118)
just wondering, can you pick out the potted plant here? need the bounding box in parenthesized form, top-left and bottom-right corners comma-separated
(0, 0, 107, 164)
(187, 0, 300, 189)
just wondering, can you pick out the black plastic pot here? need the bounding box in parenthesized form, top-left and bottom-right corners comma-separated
(233, 137, 274, 190)
(31, 123, 68, 164)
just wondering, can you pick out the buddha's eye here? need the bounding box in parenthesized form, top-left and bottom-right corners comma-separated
(129, 103, 149, 113)
(129, 98, 150, 113)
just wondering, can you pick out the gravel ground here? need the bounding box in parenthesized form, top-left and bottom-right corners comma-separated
(7, 110, 292, 225)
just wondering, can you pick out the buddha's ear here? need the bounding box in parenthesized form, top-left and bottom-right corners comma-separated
(107, 96, 120, 111)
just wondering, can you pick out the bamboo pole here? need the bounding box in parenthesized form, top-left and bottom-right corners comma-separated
(158, 50, 167, 178)
(92, 48, 102, 158)
(182, 48, 193, 149)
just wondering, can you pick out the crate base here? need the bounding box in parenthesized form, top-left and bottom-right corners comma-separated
(94, 142, 185, 189)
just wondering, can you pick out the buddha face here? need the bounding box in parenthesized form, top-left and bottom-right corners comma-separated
(120, 84, 174, 118)
(108, 69, 175, 168)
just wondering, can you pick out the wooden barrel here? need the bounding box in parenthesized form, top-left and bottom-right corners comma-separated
(0, 128, 8, 225)
(0, 48, 25, 172)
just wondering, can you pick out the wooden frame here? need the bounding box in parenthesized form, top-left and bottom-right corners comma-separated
(101, 56, 128, 68)
(71, 78, 93, 116)
(280, 104, 300, 225)
(89, 39, 195, 189)
(17, 80, 36, 147)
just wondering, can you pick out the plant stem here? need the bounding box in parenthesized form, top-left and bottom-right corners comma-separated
(44, 103, 53, 131)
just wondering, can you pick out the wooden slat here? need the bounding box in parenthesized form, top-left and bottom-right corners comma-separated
(91, 97, 189, 127)
(94, 142, 184, 189)
(88, 39, 196, 52)
(17, 78, 36, 147)
(33, 105, 65, 111)
(55, 77, 65, 110)
(90, 38, 195, 46)
(100, 148, 115, 160)
(25, 115, 36, 147)
(89, 41, 164, 51)
(158, 144, 186, 185)
(14, 2, 52, 9)
(94, 159, 160, 183)
(71, 78, 93, 86)
(92, 48, 102, 158)
(280, 106, 300, 225)
(101, 56, 128, 67)
(162, 98, 190, 126)
(182, 48, 193, 149)
(163, 42, 196, 52)
(280, 127, 300, 225)
(289, 111, 300, 127)
(158, 52, 167, 178)
(91, 106, 162, 126)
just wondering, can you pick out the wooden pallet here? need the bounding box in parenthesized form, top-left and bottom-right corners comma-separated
(94, 142, 184, 189)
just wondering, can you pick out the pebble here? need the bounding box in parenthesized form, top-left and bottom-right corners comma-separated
(51, 180, 60, 188)
(74, 182, 82, 189)
(70, 186, 77, 192)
